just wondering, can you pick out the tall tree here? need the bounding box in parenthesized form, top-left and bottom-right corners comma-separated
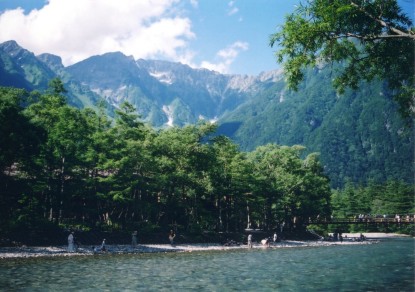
(95, 101, 153, 228)
(152, 122, 217, 232)
(248, 144, 331, 230)
(210, 136, 254, 232)
(25, 83, 92, 222)
(270, 0, 415, 118)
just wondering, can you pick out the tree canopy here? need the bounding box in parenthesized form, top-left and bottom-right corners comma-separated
(270, 0, 415, 118)
(1, 81, 414, 239)
(0, 84, 334, 235)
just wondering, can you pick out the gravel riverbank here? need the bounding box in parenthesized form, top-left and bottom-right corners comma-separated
(0, 239, 382, 259)
(0, 233, 409, 259)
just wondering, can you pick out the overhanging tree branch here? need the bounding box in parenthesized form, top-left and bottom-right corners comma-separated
(270, 0, 415, 119)
(350, 1, 415, 40)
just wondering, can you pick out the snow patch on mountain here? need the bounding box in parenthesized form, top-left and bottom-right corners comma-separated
(150, 71, 174, 85)
(91, 88, 114, 98)
(199, 114, 218, 124)
(91, 86, 130, 103)
(162, 105, 174, 127)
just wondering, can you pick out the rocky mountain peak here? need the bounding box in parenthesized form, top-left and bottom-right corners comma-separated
(257, 69, 284, 82)
(37, 53, 64, 73)
(0, 40, 22, 54)
(0, 40, 35, 61)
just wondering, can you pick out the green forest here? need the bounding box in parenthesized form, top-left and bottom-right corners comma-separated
(220, 66, 414, 189)
(1, 0, 414, 243)
(1, 83, 413, 242)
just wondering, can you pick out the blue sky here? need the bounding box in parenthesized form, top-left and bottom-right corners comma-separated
(0, 0, 413, 76)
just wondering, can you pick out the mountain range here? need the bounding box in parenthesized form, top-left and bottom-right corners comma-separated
(0, 40, 413, 188)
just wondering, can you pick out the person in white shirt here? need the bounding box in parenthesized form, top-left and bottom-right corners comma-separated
(67, 232, 75, 252)
(247, 234, 253, 248)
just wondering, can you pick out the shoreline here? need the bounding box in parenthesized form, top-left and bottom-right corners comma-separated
(0, 241, 376, 259)
(0, 233, 409, 260)
(339, 232, 411, 239)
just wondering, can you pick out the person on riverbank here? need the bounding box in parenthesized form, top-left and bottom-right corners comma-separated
(101, 239, 107, 251)
(273, 233, 278, 243)
(132, 231, 138, 248)
(67, 232, 75, 252)
(93, 239, 107, 253)
(261, 238, 270, 247)
(247, 234, 253, 248)
(169, 230, 176, 245)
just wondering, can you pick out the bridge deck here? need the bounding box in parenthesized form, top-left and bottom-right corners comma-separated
(307, 218, 414, 225)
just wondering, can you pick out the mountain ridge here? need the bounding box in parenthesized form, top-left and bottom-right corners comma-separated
(0, 40, 412, 188)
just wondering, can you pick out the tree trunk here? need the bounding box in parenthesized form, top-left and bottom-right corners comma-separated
(246, 201, 251, 229)
(58, 156, 65, 222)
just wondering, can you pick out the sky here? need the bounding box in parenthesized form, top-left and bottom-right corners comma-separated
(0, 0, 413, 76)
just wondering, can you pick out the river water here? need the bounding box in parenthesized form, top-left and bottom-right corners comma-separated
(0, 238, 413, 291)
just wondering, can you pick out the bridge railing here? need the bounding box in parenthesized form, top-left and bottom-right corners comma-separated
(307, 216, 415, 224)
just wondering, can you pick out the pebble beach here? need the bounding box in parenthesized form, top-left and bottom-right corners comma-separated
(2, 232, 408, 259)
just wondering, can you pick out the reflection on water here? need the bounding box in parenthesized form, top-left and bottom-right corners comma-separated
(0, 238, 413, 291)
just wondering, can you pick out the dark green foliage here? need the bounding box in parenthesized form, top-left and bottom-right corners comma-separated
(332, 180, 415, 217)
(310, 81, 413, 187)
(247, 144, 331, 230)
(0, 85, 336, 236)
(331, 180, 414, 235)
(0, 87, 44, 230)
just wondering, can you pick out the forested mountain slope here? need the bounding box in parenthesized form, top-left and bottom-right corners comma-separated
(0, 40, 412, 188)
(218, 67, 413, 188)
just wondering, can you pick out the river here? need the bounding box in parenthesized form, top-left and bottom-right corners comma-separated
(0, 238, 413, 291)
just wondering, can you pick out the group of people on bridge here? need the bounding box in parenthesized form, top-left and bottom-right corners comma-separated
(308, 214, 415, 224)
(355, 214, 414, 223)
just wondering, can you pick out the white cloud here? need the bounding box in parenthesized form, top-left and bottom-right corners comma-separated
(201, 41, 248, 74)
(228, 7, 239, 16)
(0, 0, 195, 66)
(227, 0, 238, 16)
